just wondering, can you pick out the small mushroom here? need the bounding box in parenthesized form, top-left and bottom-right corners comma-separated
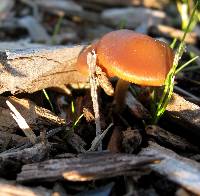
(76, 29, 174, 111)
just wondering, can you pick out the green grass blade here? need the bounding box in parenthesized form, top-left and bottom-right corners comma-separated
(170, 38, 177, 49)
(175, 55, 199, 74)
(152, 1, 199, 124)
(42, 89, 55, 113)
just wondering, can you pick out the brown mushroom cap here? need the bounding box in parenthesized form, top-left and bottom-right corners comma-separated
(76, 30, 174, 86)
(97, 30, 174, 86)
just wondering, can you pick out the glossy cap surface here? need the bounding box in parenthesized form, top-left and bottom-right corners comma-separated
(97, 30, 174, 86)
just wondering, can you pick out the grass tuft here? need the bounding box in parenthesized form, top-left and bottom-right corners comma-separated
(153, 1, 199, 124)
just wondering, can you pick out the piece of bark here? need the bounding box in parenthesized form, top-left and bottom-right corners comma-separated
(140, 142, 200, 195)
(0, 142, 51, 177)
(27, 0, 99, 23)
(125, 92, 150, 119)
(3, 127, 65, 155)
(0, 179, 52, 196)
(77, 0, 171, 9)
(0, 96, 65, 133)
(0, 142, 50, 164)
(101, 7, 165, 28)
(122, 128, 142, 154)
(0, 44, 87, 94)
(145, 125, 199, 152)
(166, 93, 200, 136)
(66, 131, 86, 153)
(18, 16, 50, 42)
(17, 151, 160, 182)
(0, 132, 28, 151)
(150, 25, 198, 44)
(33, 0, 82, 13)
(0, 42, 44, 50)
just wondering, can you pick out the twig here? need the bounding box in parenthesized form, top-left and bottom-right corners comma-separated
(87, 51, 102, 150)
(1, 127, 65, 154)
(88, 123, 114, 151)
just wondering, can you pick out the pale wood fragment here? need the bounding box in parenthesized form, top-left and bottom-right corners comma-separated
(166, 93, 200, 135)
(140, 142, 200, 195)
(17, 152, 159, 182)
(0, 44, 87, 94)
(6, 100, 37, 144)
(150, 25, 198, 44)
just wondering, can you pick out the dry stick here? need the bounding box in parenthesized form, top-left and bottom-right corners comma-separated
(89, 123, 114, 151)
(1, 127, 65, 154)
(87, 51, 102, 150)
(6, 100, 37, 144)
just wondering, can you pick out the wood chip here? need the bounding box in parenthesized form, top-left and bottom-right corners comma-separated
(18, 16, 50, 42)
(166, 93, 200, 135)
(17, 151, 160, 182)
(101, 7, 165, 28)
(77, 0, 170, 9)
(0, 44, 87, 94)
(31, 0, 99, 23)
(146, 125, 199, 152)
(122, 128, 142, 154)
(150, 25, 198, 44)
(0, 142, 51, 177)
(140, 142, 200, 195)
(66, 131, 86, 153)
(125, 92, 151, 119)
(0, 132, 28, 151)
(0, 96, 65, 133)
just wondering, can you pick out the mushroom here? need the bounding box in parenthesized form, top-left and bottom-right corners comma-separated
(76, 29, 174, 111)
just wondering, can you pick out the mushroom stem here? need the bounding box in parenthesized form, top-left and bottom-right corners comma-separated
(114, 79, 130, 112)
